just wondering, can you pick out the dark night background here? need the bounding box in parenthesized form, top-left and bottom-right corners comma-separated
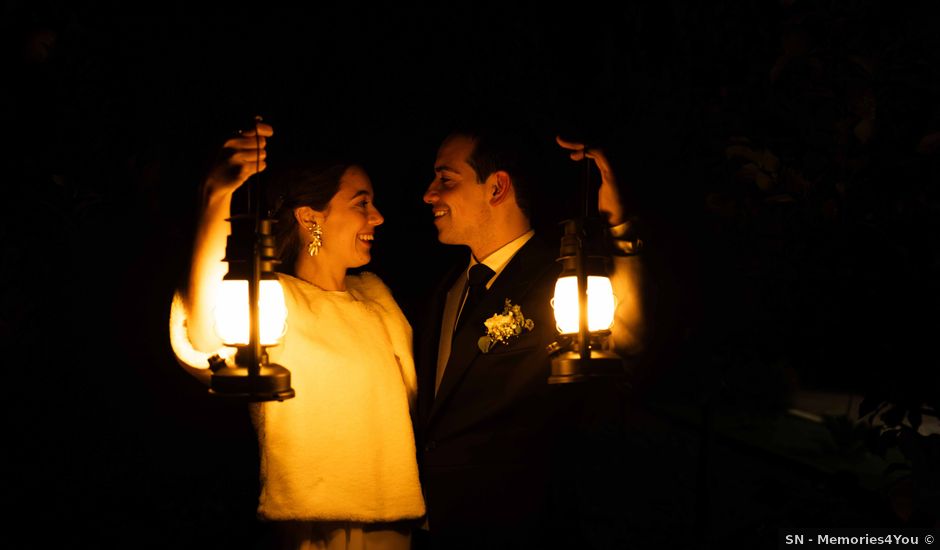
(3, 1, 938, 548)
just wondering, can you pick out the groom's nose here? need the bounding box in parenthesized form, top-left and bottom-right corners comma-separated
(423, 182, 440, 204)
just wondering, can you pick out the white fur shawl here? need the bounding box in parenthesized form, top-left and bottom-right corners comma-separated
(169, 272, 424, 521)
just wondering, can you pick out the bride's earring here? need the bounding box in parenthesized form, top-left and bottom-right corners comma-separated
(306, 222, 323, 257)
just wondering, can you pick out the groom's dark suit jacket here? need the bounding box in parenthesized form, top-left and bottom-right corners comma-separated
(415, 237, 584, 544)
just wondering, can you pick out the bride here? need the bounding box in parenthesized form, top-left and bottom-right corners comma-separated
(169, 121, 424, 549)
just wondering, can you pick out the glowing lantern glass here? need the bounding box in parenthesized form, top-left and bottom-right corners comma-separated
(214, 279, 287, 346)
(552, 275, 615, 334)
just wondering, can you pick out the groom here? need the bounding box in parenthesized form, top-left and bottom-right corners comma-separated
(414, 123, 644, 548)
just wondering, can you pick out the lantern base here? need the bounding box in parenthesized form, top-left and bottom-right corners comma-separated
(210, 363, 295, 402)
(548, 349, 625, 384)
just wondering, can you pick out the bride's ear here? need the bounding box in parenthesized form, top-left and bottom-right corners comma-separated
(294, 206, 323, 228)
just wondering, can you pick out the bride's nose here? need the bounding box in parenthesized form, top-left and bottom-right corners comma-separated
(369, 206, 384, 226)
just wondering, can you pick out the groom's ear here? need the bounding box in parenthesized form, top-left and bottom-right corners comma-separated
(489, 170, 513, 206)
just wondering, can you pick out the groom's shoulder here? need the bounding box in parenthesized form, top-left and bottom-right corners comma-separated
(507, 236, 562, 287)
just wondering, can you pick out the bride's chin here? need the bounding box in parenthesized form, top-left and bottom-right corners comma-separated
(350, 256, 370, 269)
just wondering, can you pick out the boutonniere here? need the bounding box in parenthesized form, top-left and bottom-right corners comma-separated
(478, 299, 535, 353)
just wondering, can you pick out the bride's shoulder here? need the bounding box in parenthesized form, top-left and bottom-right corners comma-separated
(346, 271, 400, 306)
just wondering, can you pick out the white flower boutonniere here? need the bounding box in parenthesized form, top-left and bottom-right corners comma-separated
(478, 299, 535, 353)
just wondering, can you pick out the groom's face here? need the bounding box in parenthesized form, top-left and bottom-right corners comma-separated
(424, 135, 493, 249)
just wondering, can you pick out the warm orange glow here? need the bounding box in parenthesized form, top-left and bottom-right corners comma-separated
(214, 279, 288, 346)
(552, 275, 616, 334)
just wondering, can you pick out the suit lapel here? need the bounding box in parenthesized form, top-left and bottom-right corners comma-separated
(418, 263, 463, 425)
(429, 238, 555, 424)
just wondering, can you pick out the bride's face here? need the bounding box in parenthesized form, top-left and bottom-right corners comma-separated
(317, 166, 384, 270)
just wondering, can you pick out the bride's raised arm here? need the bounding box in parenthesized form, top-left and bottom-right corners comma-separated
(171, 122, 274, 379)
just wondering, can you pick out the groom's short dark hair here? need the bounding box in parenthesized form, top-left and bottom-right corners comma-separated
(446, 118, 538, 221)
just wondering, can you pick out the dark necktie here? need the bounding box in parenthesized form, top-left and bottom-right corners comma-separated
(455, 263, 495, 333)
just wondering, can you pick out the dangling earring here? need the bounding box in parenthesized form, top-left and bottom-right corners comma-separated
(306, 222, 323, 257)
